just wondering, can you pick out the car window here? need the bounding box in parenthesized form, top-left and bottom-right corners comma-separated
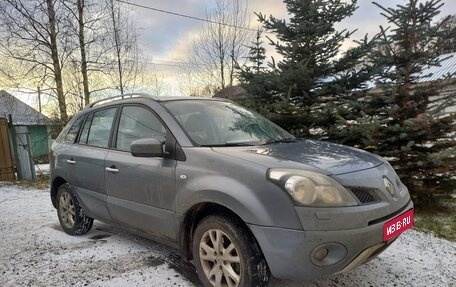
(86, 108, 116, 148)
(115, 106, 166, 151)
(78, 113, 93, 144)
(64, 115, 85, 143)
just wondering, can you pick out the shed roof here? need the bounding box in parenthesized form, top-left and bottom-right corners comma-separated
(0, 90, 56, 126)
(213, 86, 248, 100)
(357, 52, 456, 89)
(418, 52, 456, 83)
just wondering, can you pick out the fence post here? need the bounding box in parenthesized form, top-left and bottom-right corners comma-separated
(0, 118, 15, 181)
(14, 126, 36, 181)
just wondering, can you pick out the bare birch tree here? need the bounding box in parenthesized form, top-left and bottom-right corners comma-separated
(0, 0, 71, 122)
(435, 14, 456, 54)
(75, 0, 90, 105)
(178, 63, 202, 96)
(105, 0, 141, 94)
(147, 66, 167, 96)
(189, 0, 251, 91)
(178, 63, 216, 97)
(63, 0, 112, 106)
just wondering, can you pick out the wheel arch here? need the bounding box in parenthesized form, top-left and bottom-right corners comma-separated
(179, 201, 260, 262)
(51, 176, 67, 208)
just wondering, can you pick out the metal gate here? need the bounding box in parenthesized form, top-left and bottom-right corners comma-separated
(14, 126, 35, 181)
(0, 118, 15, 181)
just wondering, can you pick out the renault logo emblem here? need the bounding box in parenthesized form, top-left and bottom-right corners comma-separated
(383, 177, 394, 195)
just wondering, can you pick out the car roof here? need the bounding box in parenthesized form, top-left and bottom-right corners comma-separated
(83, 93, 229, 110)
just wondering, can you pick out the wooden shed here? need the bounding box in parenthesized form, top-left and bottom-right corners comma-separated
(0, 90, 56, 160)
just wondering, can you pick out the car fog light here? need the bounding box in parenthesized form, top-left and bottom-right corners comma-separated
(314, 247, 329, 261)
(311, 243, 347, 266)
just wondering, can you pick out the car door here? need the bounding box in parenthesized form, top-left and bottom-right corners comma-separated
(57, 114, 85, 186)
(68, 107, 117, 221)
(105, 105, 178, 241)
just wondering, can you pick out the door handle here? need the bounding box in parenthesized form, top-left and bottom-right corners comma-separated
(105, 166, 119, 173)
(66, 159, 76, 164)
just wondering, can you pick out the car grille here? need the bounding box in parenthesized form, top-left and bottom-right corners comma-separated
(348, 187, 379, 204)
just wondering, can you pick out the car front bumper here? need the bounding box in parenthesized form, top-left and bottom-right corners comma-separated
(247, 200, 413, 280)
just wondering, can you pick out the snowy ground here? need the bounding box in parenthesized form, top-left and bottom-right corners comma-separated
(35, 163, 50, 175)
(0, 184, 455, 287)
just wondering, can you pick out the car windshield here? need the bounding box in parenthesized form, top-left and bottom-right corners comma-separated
(163, 100, 294, 146)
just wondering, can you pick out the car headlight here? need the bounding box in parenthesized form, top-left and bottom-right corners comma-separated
(268, 169, 358, 207)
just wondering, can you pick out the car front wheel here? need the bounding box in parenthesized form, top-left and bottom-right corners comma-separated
(56, 184, 93, 235)
(192, 215, 269, 287)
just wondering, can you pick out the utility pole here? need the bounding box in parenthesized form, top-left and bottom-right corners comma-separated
(37, 86, 42, 113)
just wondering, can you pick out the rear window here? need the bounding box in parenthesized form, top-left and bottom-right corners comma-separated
(64, 115, 85, 143)
(78, 113, 93, 144)
(79, 108, 117, 147)
(84, 108, 116, 148)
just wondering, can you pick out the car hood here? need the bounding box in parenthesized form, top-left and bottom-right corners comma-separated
(212, 140, 384, 175)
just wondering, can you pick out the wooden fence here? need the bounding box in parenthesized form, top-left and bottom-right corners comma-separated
(0, 118, 15, 181)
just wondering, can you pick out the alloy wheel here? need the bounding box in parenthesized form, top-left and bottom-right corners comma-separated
(59, 191, 75, 229)
(199, 229, 242, 287)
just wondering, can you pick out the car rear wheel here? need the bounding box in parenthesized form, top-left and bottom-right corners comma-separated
(56, 184, 93, 235)
(192, 215, 269, 287)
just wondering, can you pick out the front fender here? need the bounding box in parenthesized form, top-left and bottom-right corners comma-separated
(176, 175, 302, 230)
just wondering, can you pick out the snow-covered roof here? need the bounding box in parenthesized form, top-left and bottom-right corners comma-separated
(0, 90, 56, 126)
(418, 52, 456, 83)
(362, 52, 456, 89)
(318, 52, 456, 90)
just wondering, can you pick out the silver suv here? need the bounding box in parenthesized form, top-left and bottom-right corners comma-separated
(50, 94, 414, 287)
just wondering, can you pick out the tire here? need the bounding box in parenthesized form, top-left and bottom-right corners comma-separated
(192, 215, 270, 287)
(56, 184, 93, 235)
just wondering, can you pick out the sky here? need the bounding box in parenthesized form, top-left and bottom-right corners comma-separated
(125, 0, 456, 96)
(8, 0, 456, 111)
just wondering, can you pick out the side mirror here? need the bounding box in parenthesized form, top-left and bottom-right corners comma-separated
(130, 138, 164, 157)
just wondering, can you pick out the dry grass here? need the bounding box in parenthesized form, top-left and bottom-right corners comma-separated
(12, 173, 50, 190)
(414, 199, 456, 242)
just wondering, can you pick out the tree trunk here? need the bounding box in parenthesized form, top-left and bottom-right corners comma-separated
(77, 0, 90, 106)
(110, 0, 124, 94)
(218, 22, 225, 89)
(46, 0, 68, 123)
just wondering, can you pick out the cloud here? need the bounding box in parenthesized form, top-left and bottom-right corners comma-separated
(131, 0, 209, 58)
(338, 0, 456, 44)
(248, 0, 287, 27)
(130, 0, 456, 95)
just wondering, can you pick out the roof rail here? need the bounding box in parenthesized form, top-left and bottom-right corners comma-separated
(84, 93, 153, 109)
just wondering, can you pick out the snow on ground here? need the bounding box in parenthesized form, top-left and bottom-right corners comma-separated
(0, 184, 455, 287)
(35, 163, 50, 175)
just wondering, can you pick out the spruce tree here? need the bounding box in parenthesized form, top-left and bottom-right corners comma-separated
(237, 30, 273, 103)
(237, 0, 376, 137)
(339, 0, 456, 206)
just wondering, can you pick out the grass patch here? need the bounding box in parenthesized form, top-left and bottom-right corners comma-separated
(13, 173, 49, 190)
(414, 199, 456, 242)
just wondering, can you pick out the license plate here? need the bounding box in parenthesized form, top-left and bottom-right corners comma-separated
(383, 209, 414, 241)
